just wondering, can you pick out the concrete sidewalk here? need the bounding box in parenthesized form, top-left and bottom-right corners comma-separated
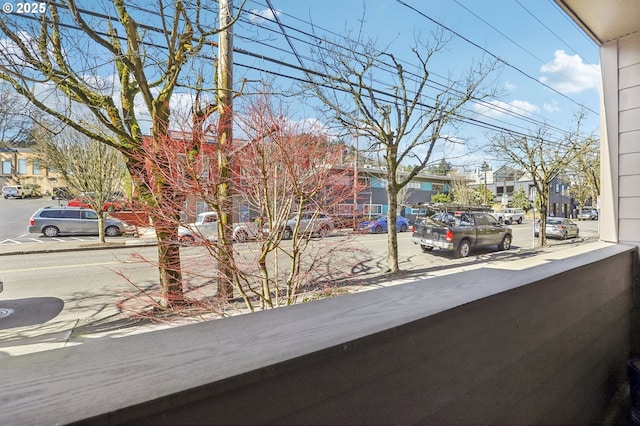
(0, 231, 605, 357)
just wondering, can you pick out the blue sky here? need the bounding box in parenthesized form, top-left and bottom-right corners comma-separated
(1, 1, 601, 172)
(235, 0, 601, 171)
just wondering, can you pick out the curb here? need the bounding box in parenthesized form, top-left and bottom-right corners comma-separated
(0, 238, 157, 256)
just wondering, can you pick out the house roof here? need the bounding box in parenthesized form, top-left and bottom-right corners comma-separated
(555, 0, 640, 45)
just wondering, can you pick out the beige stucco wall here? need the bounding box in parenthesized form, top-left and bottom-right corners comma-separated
(600, 32, 640, 247)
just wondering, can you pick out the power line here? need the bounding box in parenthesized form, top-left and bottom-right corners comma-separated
(4, 1, 593, 147)
(395, 0, 598, 116)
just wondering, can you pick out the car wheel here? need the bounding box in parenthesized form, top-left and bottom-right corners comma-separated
(105, 226, 120, 237)
(455, 239, 471, 258)
(505, 219, 512, 225)
(499, 234, 512, 251)
(517, 217, 523, 224)
(282, 228, 293, 240)
(420, 245, 433, 253)
(43, 226, 60, 238)
(561, 231, 568, 240)
(374, 225, 383, 233)
(235, 230, 248, 243)
(400, 224, 408, 232)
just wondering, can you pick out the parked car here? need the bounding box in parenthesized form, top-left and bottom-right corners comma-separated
(68, 197, 124, 212)
(51, 187, 71, 200)
(534, 217, 580, 240)
(179, 211, 259, 244)
(357, 215, 410, 233)
(331, 214, 367, 229)
(27, 206, 131, 237)
(577, 209, 598, 220)
(264, 212, 334, 240)
(412, 208, 512, 258)
(2, 185, 33, 199)
(498, 207, 524, 225)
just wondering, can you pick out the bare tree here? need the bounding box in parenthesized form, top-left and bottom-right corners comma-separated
(234, 94, 362, 309)
(568, 136, 600, 208)
(33, 123, 127, 242)
(450, 173, 485, 205)
(122, 93, 363, 313)
(308, 29, 495, 273)
(0, 81, 32, 146)
(488, 112, 595, 246)
(0, 1, 243, 308)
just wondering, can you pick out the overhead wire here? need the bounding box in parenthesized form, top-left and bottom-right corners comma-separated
(44, 0, 594, 140)
(6, 0, 596, 147)
(240, 0, 597, 139)
(395, 0, 598, 116)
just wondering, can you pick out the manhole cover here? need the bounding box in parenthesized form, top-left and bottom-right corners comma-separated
(0, 308, 15, 319)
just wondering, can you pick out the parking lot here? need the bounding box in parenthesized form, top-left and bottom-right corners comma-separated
(0, 196, 600, 252)
(0, 196, 105, 244)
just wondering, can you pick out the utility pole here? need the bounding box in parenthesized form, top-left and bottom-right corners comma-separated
(352, 133, 358, 230)
(481, 161, 489, 206)
(217, 0, 235, 298)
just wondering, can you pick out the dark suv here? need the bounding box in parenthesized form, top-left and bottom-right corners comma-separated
(28, 206, 129, 237)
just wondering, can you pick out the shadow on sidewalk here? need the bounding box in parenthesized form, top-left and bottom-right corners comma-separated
(0, 297, 64, 330)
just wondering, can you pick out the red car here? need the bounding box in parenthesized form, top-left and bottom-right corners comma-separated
(67, 197, 124, 212)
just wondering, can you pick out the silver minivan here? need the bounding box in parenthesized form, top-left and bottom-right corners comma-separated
(28, 206, 128, 237)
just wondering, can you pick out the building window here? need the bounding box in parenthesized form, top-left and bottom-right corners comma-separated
(407, 181, 420, 189)
(432, 183, 444, 192)
(32, 160, 41, 175)
(371, 178, 387, 188)
(334, 204, 354, 215)
(2, 160, 11, 175)
(196, 201, 208, 215)
(17, 158, 27, 174)
(363, 204, 383, 215)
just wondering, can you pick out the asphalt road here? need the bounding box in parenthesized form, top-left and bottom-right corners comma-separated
(0, 202, 600, 355)
(0, 196, 600, 247)
(0, 219, 600, 311)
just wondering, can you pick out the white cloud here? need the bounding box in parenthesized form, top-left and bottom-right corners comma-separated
(539, 50, 600, 94)
(504, 81, 517, 92)
(249, 8, 281, 23)
(543, 100, 560, 113)
(473, 99, 540, 118)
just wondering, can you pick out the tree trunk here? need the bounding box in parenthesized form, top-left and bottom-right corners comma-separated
(538, 194, 549, 247)
(150, 99, 185, 308)
(153, 215, 184, 308)
(386, 179, 400, 274)
(97, 214, 105, 243)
